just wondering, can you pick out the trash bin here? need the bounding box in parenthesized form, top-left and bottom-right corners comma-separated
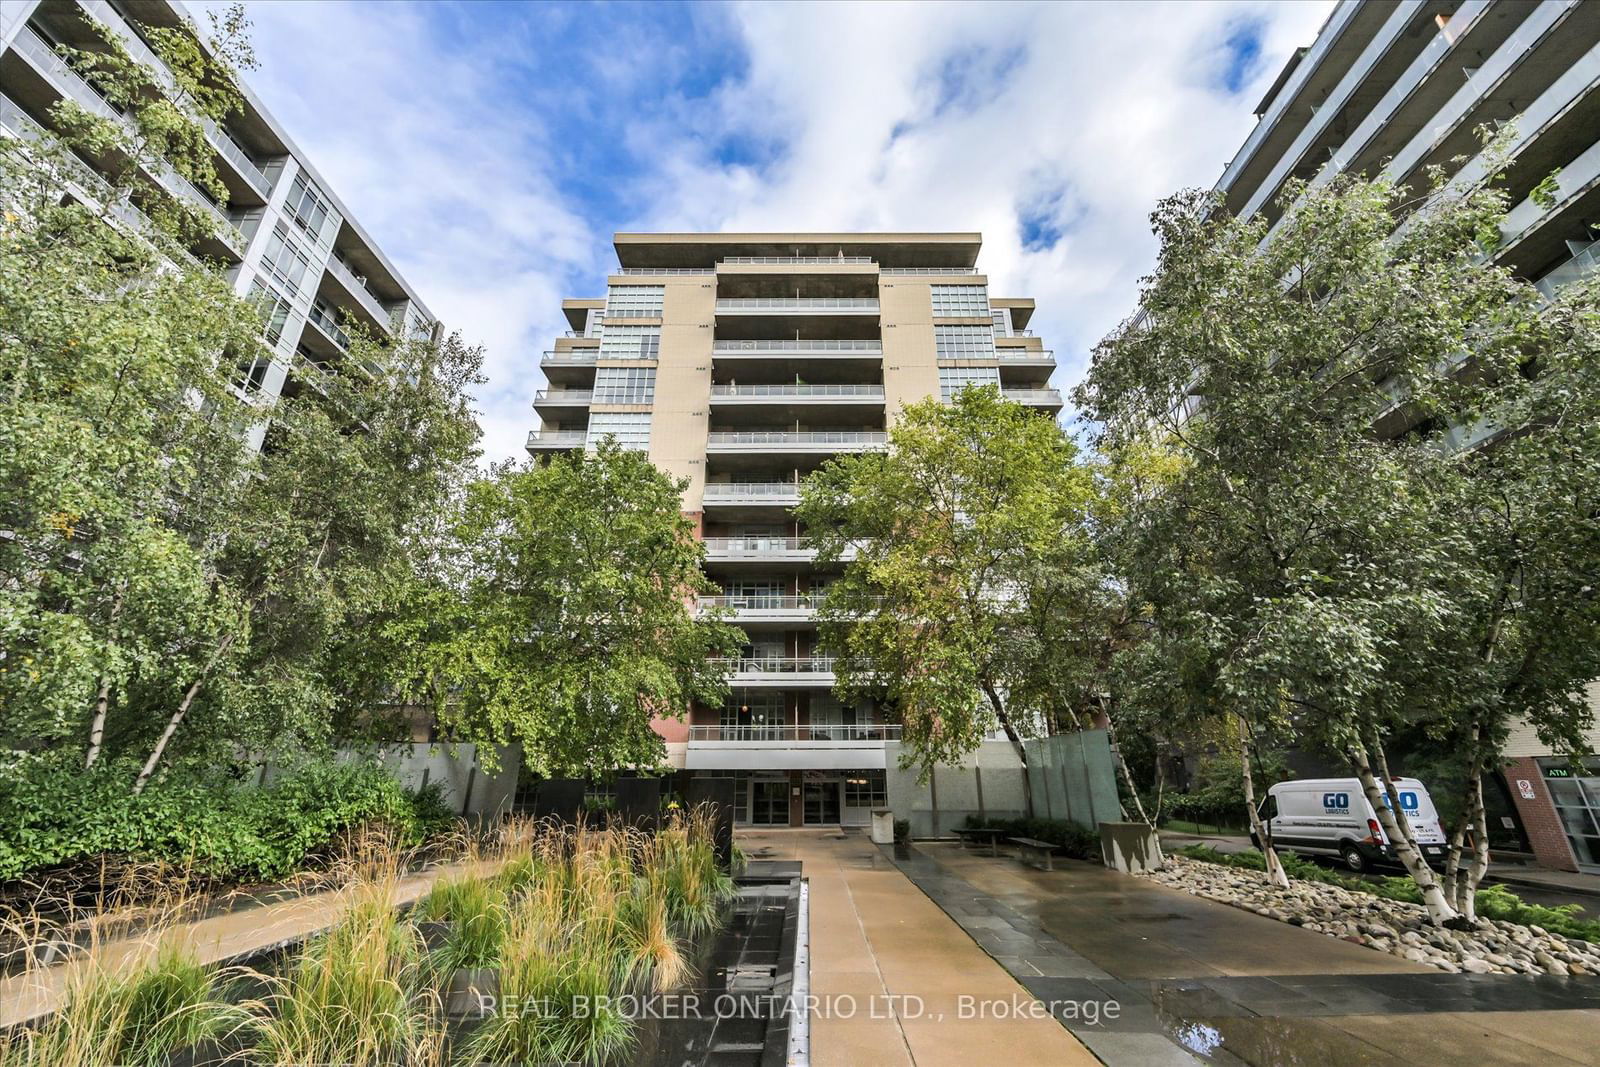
(870, 808, 895, 845)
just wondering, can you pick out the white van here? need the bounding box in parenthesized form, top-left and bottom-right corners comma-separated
(1256, 777, 1448, 873)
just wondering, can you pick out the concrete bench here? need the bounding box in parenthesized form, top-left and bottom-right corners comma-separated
(951, 827, 1007, 857)
(1009, 837, 1061, 871)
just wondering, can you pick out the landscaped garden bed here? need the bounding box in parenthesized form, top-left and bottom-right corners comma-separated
(0, 810, 747, 1066)
(1147, 848, 1600, 977)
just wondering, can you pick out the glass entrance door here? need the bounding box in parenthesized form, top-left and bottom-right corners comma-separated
(750, 779, 788, 826)
(803, 780, 841, 825)
(1542, 758, 1600, 872)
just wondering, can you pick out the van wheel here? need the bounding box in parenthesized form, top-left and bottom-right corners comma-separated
(1340, 844, 1368, 873)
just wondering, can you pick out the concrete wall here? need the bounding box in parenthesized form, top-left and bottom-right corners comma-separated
(260, 744, 522, 821)
(648, 276, 717, 506)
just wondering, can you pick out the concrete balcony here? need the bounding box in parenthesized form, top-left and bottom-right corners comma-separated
(1004, 388, 1064, 410)
(715, 298, 879, 314)
(702, 482, 801, 507)
(696, 595, 818, 622)
(534, 388, 594, 409)
(702, 537, 860, 563)
(326, 255, 395, 334)
(706, 431, 887, 455)
(684, 723, 899, 771)
(710, 384, 885, 405)
(524, 430, 586, 452)
(710, 656, 837, 687)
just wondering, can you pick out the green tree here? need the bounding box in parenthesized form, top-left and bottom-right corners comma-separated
(415, 444, 743, 778)
(0, 6, 264, 766)
(797, 387, 1104, 810)
(1077, 159, 1600, 921)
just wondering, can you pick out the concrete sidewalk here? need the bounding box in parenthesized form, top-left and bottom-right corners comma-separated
(737, 829, 1099, 1067)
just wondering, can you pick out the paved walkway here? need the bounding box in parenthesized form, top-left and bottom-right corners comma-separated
(0, 860, 487, 1029)
(735, 828, 1099, 1067)
(914, 841, 1600, 1065)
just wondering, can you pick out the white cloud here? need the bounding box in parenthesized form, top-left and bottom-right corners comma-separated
(226, 0, 1333, 462)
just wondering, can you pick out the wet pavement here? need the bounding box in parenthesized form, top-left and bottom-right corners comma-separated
(896, 841, 1600, 1065)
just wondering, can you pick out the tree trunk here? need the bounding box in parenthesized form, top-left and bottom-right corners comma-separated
(1351, 743, 1458, 925)
(984, 681, 1034, 818)
(1237, 714, 1289, 888)
(1460, 767, 1491, 924)
(1442, 808, 1469, 909)
(84, 587, 126, 769)
(132, 631, 237, 794)
(1105, 710, 1152, 826)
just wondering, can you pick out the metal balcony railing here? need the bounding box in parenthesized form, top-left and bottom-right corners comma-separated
(611, 267, 715, 274)
(879, 267, 979, 274)
(715, 298, 879, 310)
(711, 384, 885, 400)
(719, 256, 875, 265)
(702, 482, 801, 501)
(688, 724, 901, 742)
(698, 595, 817, 611)
(706, 431, 887, 449)
(713, 339, 882, 353)
(525, 430, 587, 449)
(327, 255, 393, 332)
(711, 656, 836, 674)
(703, 536, 812, 553)
(535, 389, 593, 404)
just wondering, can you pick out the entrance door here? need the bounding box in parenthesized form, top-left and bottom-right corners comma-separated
(751, 780, 788, 826)
(803, 780, 841, 825)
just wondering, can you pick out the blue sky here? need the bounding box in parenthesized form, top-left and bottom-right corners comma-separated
(221, 0, 1334, 465)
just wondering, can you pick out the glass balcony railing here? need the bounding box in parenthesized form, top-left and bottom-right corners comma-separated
(698, 595, 818, 612)
(715, 298, 879, 311)
(1004, 388, 1063, 405)
(534, 389, 593, 405)
(710, 384, 885, 400)
(878, 267, 979, 275)
(525, 430, 587, 449)
(541, 350, 599, 364)
(326, 255, 393, 332)
(711, 656, 836, 674)
(713, 339, 882, 353)
(706, 431, 887, 449)
(1534, 239, 1600, 302)
(719, 256, 875, 265)
(702, 482, 802, 502)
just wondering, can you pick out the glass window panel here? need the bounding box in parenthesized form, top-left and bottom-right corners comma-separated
(285, 172, 334, 245)
(586, 411, 651, 451)
(593, 366, 656, 403)
(934, 324, 996, 359)
(930, 285, 990, 317)
(604, 285, 664, 317)
(938, 365, 1000, 399)
(598, 325, 660, 360)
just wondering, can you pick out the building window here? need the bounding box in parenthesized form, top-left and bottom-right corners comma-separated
(593, 366, 656, 404)
(598, 325, 661, 361)
(930, 285, 990, 317)
(260, 224, 312, 297)
(233, 353, 273, 395)
(604, 285, 664, 318)
(843, 770, 887, 809)
(284, 172, 335, 245)
(721, 690, 785, 739)
(934, 324, 995, 359)
(586, 411, 651, 451)
(247, 280, 293, 346)
(938, 365, 1000, 399)
(991, 308, 1012, 337)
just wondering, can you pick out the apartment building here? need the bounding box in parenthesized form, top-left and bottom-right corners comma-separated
(1, 0, 434, 449)
(528, 233, 1061, 827)
(1213, 0, 1600, 871)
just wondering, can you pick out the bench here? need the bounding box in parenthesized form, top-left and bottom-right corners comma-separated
(1009, 837, 1061, 871)
(951, 827, 1007, 857)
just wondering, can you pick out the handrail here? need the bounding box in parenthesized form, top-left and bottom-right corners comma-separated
(713, 339, 882, 352)
(698, 595, 818, 610)
(611, 267, 715, 274)
(702, 536, 812, 552)
(542, 351, 598, 364)
(326, 254, 393, 332)
(995, 349, 1054, 360)
(711, 384, 884, 398)
(687, 724, 901, 742)
(879, 267, 979, 275)
(534, 389, 593, 403)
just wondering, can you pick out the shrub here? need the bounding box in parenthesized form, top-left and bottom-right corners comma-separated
(893, 819, 910, 843)
(963, 815, 1101, 860)
(0, 758, 450, 883)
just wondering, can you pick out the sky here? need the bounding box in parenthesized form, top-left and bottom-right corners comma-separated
(216, 0, 1335, 466)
